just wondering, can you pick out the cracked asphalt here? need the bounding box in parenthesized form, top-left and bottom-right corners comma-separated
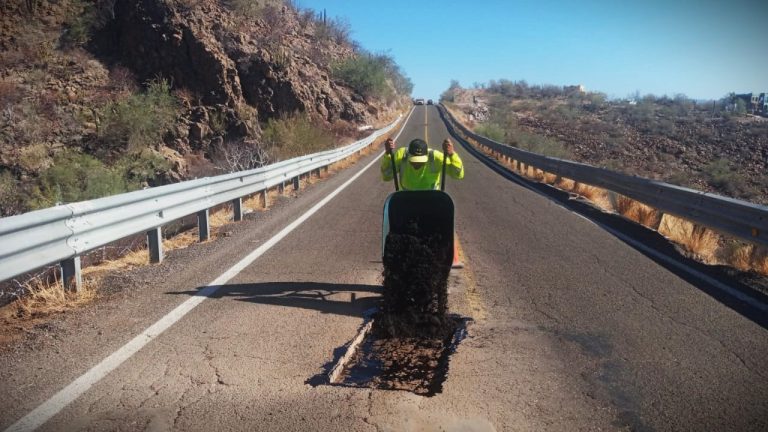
(1, 105, 767, 431)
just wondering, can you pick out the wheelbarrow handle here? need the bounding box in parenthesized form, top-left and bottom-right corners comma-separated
(386, 147, 400, 192)
(440, 144, 448, 192)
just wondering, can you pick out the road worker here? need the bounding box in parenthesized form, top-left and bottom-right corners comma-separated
(380, 137, 464, 190)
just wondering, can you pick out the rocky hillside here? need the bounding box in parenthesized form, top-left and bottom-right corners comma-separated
(0, 0, 411, 216)
(443, 81, 768, 205)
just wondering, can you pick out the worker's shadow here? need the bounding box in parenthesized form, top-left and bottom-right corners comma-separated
(173, 282, 381, 318)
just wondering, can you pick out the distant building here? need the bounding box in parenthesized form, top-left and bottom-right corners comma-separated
(733, 92, 768, 115)
(564, 84, 586, 94)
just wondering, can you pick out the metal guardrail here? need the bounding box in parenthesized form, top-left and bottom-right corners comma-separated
(0, 115, 402, 287)
(439, 105, 768, 247)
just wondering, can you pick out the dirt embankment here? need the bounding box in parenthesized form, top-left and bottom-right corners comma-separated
(446, 85, 768, 205)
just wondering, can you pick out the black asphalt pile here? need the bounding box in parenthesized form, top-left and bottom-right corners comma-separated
(332, 222, 462, 395)
(379, 222, 451, 338)
(339, 316, 465, 396)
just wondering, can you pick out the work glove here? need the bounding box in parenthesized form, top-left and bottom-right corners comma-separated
(384, 138, 395, 152)
(443, 139, 454, 156)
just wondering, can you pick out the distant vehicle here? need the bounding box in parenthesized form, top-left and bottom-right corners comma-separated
(427, 99, 433, 105)
(414, 98, 425, 105)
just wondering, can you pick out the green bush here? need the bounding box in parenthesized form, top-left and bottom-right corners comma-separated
(474, 122, 505, 142)
(27, 150, 127, 209)
(513, 130, 571, 159)
(26, 149, 169, 209)
(98, 78, 179, 152)
(262, 115, 335, 160)
(60, 0, 116, 48)
(332, 52, 412, 100)
(332, 55, 389, 99)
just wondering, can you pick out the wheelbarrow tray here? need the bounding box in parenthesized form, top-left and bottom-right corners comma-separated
(382, 190, 454, 271)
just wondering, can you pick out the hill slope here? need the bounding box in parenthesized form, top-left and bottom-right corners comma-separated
(0, 0, 411, 216)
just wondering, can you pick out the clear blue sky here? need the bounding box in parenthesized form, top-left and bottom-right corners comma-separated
(296, 0, 767, 100)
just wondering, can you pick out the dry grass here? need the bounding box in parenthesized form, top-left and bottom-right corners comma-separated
(722, 244, 768, 275)
(82, 248, 149, 276)
(15, 276, 99, 318)
(658, 214, 720, 263)
(542, 172, 558, 185)
(613, 194, 662, 229)
(752, 247, 768, 275)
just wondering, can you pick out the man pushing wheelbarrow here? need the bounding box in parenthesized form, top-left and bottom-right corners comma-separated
(378, 136, 464, 325)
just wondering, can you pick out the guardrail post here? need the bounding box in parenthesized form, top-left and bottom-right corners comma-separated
(314, 168, 321, 178)
(197, 209, 210, 242)
(292, 176, 300, 191)
(232, 198, 243, 222)
(61, 256, 82, 291)
(324, 165, 329, 174)
(260, 190, 268, 209)
(278, 181, 285, 194)
(516, 161, 521, 172)
(147, 227, 163, 263)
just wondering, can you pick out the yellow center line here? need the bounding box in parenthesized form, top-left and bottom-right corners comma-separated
(454, 235, 487, 321)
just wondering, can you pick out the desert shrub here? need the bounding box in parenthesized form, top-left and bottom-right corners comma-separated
(315, 16, 351, 45)
(5, 23, 54, 67)
(108, 66, 138, 94)
(332, 52, 412, 100)
(702, 159, 737, 189)
(332, 54, 389, 99)
(225, 0, 266, 19)
(113, 150, 171, 187)
(18, 143, 51, 173)
(474, 122, 505, 142)
(440, 80, 462, 103)
(27, 149, 168, 209)
(262, 114, 335, 160)
(514, 131, 571, 158)
(701, 158, 754, 198)
(27, 150, 128, 209)
(0, 80, 22, 108)
(0, 170, 23, 217)
(60, 0, 116, 48)
(552, 104, 580, 122)
(98, 78, 179, 151)
(212, 139, 271, 172)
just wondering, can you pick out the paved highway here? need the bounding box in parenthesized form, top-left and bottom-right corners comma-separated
(1, 105, 766, 431)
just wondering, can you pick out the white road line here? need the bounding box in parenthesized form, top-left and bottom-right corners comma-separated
(594, 221, 768, 312)
(5, 108, 416, 432)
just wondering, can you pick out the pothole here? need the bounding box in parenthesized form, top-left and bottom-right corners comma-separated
(318, 314, 469, 397)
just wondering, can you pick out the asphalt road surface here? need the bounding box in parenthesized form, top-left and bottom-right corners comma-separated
(1, 105, 766, 431)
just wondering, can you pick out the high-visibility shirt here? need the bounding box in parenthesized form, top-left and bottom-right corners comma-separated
(380, 147, 464, 190)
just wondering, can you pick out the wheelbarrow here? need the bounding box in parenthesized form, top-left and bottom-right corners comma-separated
(381, 145, 456, 273)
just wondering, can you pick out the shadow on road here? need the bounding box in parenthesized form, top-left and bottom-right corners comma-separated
(172, 282, 381, 318)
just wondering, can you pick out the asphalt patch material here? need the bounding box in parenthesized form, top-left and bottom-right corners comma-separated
(380, 223, 452, 323)
(339, 315, 467, 396)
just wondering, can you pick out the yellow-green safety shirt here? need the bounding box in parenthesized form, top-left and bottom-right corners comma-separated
(380, 147, 464, 190)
